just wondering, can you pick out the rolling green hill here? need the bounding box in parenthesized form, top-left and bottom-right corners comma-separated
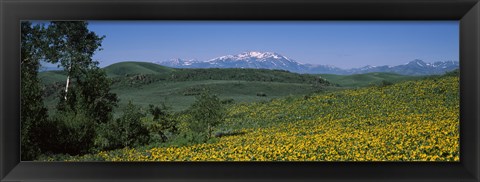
(318, 72, 423, 87)
(38, 62, 433, 111)
(38, 70, 68, 85)
(40, 61, 333, 112)
(113, 80, 331, 112)
(65, 72, 460, 162)
(104, 61, 175, 77)
(104, 62, 330, 86)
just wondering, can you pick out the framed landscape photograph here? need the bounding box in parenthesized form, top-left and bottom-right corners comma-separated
(1, 0, 479, 182)
(19, 20, 461, 162)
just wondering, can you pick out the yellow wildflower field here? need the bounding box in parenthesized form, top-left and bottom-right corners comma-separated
(69, 76, 459, 161)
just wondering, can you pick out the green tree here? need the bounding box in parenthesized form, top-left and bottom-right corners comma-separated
(44, 21, 105, 102)
(188, 92, 226, 141)
(76, 67, 118, 123)
(40, 21, 117, 155)
(95, 102, 150, 150)
(380, 80, 393, 87)
(43, 110, 96, 155)
(147, 104, 178, 143)
(20, 21, 48, 160)
(44, 21, 117, 124)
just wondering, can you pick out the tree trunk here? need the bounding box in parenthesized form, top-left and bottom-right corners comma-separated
(207, 124, 212, 140)
(64, 64, 71, 101)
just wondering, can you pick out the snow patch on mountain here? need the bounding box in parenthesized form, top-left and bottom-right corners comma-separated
(154, 51, 459, 76)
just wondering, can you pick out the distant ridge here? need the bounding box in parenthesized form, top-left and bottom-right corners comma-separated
(104, 61, 174, 77)
(39, 66, 63, 72)
(154, 51, 459, 76)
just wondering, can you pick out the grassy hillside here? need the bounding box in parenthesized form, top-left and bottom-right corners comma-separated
(40, 62, 333, 112)
(318, 72, 423, 87)
(38, 62, 432, 112)
(42, 62, 329, 85)
(66, 73, 459, 161)
(38, 70, 67, 85)
(113, 80, 333, 111)
(104, 61, 175, 77)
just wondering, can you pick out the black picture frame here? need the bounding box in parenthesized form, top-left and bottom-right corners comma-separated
(1, 0, 479, 181)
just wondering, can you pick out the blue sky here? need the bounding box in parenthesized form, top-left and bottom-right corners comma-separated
(51, 21, 459, 69)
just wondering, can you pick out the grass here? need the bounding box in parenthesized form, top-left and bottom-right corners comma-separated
(112, 80, 332, 112)
(63, 73, 459, 162)
(318, 72, 423, 87)
(38, 70, 67, 85)
(40, 61, 334, 112)
(104, 61, 175, 77)
(39, 62, 427, 113)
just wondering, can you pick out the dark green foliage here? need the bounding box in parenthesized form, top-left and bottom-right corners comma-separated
(221, 98, 235, 104)
(169, 68, 330, 85)
(44, 21, 119, 154)
(21, 21, 121, 159)
(36, 111, 96, 155)
(42, 81, 64, 97)
(145, 104, 178, 143)
(95, 102, 150, 150)
(82, 68, 118, 123)
(21, 21, 49, 160)
(102, 62, 332, 87)
(256, 92, 267, 97)
(43, 21, 104, 73)
(380, 80, 393, 87)
(443, 69, 459, 77)
(318, 72, 423, 87)
(44, 21, 117, 123)
(188, 92, 226, 141)
(149, 104, 167, 120)
(55, 69, 118, 124)
(214, 130, 246, 138)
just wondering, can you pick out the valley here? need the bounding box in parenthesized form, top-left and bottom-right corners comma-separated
(40, 62, 334, 112)
(21, 21, 460, 162)
(62, 69, 459, 161)
(37, 61, 459, 162)
(40, 61, 427, 112)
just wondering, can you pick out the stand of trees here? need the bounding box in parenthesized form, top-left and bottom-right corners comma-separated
(21, 22, 49, 160)
(21, 21, 120, 159)
(21, 21, 226, 160)
(188, 92, 226, 142)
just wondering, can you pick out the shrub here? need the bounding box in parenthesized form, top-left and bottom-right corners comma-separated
(95, 102, 150, 151)
(214, 130, 246, 138)
(443, 69, 459, 77)
(221, 98, 235, 104)
(187, 92, 226, 141)
(143, 104, 178, 144)
(380, 80, 393, 87)
(256, 92, 267, 97)
(35, 110, 95, 155)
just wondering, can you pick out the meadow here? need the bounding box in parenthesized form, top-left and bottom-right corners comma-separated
(23, 21, 459, 162)
(317, 72, 424, 87)
(40, 62, 336, 112)
(43, 70, 459, 162)
(39, 62, 421, 112)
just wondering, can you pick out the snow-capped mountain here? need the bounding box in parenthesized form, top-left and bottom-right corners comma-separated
(154, 52, 459, 76)
(156, 51, 305, 72)
(158, 58, 201, 68)
(344, 59, 459, 75)
(205, 51, 305, 71)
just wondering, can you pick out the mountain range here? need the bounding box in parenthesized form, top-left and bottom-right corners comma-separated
(154, 51, 459, 76)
